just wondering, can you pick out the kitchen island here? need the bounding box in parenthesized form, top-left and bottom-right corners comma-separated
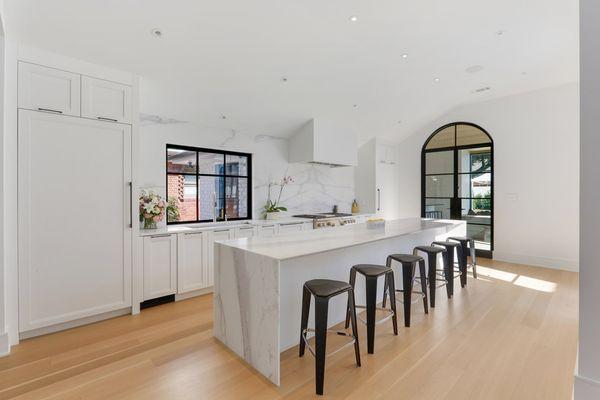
(213, 217, 466, 385)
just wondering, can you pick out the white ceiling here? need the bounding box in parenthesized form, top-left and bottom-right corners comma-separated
(5, 0, 579, 143)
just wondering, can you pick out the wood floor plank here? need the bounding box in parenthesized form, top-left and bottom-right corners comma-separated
(1, 259, 578, 399)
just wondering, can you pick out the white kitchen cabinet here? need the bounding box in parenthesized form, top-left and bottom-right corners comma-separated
(81, 76, 132, 123)
(355, 138, 399, 220)
(177, 232, 208, 294)
(234, 225, 258, 239)
(257, 224, 277, 237)
(278, 222, 305, 234)
(18, 62, 81, 116)
(302, 222, 314, 231)
(143, 234, 177, 301)
(18, 110, 132, 332)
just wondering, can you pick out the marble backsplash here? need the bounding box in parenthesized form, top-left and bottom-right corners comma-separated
(139, 121, 356, 220)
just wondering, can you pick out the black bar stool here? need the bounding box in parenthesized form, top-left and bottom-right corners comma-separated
(382, 254, 428, 327)
(413, 246, 450, 308)
(300, 279, 361, 396)
(447, 236, 478, 280)
(431, 241, 463, 294)
(345, 264, 397, 354)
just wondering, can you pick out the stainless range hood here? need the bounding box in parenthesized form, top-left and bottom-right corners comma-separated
(288, 119, 357, 167)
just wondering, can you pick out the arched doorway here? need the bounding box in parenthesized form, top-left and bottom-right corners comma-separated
(421, 122, 493, 258)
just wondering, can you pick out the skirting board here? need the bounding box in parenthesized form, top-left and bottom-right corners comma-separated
(175, 287, 213, 301)
(0, 332, 9, 357)
(574, 374, 600, 399)
(19, 308, 132, 340)
(493, 251, 579, 272)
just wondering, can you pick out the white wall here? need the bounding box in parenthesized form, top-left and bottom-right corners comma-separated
(396, 82, 579, 271)
(576, 0, 600, 397)
(139, 122, 355, 218)
(0, 0, 6, 355)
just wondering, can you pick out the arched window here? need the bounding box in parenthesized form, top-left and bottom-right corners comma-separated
(422, 123, 494, 257)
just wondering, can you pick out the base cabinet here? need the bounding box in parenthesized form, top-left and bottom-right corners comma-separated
(177, 232, 208, 294)
(143, 234, 177, 301)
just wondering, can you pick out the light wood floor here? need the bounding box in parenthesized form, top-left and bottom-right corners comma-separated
(0, 259, 578, 399)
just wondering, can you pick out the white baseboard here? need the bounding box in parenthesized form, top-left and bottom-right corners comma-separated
(575, 374, 600, 399)
(493, 251, 579, 272)
(175, 287, 213, 301)
(19, 308, 131, 340)
(0, 332, 10, 357)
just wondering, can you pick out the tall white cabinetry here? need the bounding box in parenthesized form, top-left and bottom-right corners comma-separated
(17, 61, 134, 334)
(355, 138, 400, 220)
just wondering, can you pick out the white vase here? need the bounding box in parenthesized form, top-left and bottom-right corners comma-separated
(266, 211, 287, 220)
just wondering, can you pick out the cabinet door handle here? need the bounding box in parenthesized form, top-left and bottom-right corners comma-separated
(128, 182, 133, 228)
(377, 188, 381, 211)
(97, 116, 118, 122)
(150, 234, 170, 238)
(37, 107, 63, 114)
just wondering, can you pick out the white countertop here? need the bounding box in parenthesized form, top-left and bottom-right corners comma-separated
(217, 217, 464, 260)
(138, 214, 375, 237)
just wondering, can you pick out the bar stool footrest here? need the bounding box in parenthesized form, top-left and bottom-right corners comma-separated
(354, 305, 395, 326)
(301, 329, 357, 358)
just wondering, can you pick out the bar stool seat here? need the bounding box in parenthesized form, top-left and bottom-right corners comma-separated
(447, 236, 478, 279)
(387, 254, 423, 264)
(304, 279, 352, 298)
(345, 264, 398, 354)
(352, 264, 390, 277)
(414, 245, 445, 254)
(300, 279, 361, 395)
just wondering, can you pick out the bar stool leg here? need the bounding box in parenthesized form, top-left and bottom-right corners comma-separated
(314, 297, 329, 395)
(387, 271, 398, 334)
(457, 244, 467, 287)
(401, 262, 413, 327)
(365, 276, 378, 354)
(348, 288, 361, 367)
(427, 253, 437, 308)
(418, 259, 429, 314)
(382, 257, 390, 309)
(443, 249, 453, 298)
(345, 268, 357, 329)
(470, 239, 478, 279)
(299, 285, 311, 357)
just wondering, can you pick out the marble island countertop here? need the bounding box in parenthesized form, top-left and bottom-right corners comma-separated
(218, 217, 464, 260)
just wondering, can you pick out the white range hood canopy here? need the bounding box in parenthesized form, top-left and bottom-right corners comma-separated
(288, 119, 357, 167)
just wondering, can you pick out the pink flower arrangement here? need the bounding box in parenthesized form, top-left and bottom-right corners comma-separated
(139, 190, 166, 229)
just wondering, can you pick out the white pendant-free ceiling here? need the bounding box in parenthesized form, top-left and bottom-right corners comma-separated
(4, 0, 578, 142)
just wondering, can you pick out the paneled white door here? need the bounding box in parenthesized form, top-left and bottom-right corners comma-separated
(18, 62, 81, 116)
(143, 234, 177, 300)
(81, 76, 132, 123)
(177, 232, 207, 293)
(18, 110, 132, 332)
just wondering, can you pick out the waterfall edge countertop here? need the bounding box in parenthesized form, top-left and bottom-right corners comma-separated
(218, 217, 464, 260)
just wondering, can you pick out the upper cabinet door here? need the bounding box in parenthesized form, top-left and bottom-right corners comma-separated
(18, 62, 81, 116)
(81, 76, 132, 124)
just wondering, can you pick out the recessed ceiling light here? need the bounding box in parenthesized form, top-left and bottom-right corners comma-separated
(150, 28, 162, 38)
(349, 15, 358, 22)
(281, 77, 288, 83)
(220, 115, 227, 120)
(401, 53, 408, 59)
(521, 71, 528, 75)
(496, 30, 505, 36)
(397, 120, 402, 124)
(353, 104, 358, 109)
(433, 78, 440, 83)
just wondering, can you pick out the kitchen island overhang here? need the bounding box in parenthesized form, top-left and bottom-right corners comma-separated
(213, 218, 466, 385)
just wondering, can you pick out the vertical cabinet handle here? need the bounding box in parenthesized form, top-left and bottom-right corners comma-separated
(377, 188, 381, 211)
(128, 182, 133, 228)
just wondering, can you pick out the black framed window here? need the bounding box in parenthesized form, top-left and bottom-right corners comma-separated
(166, 144, 252, 224)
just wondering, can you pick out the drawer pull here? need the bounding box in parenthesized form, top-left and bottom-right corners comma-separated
(37, 107, 63, 114)
(97, 116, 118, 122)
